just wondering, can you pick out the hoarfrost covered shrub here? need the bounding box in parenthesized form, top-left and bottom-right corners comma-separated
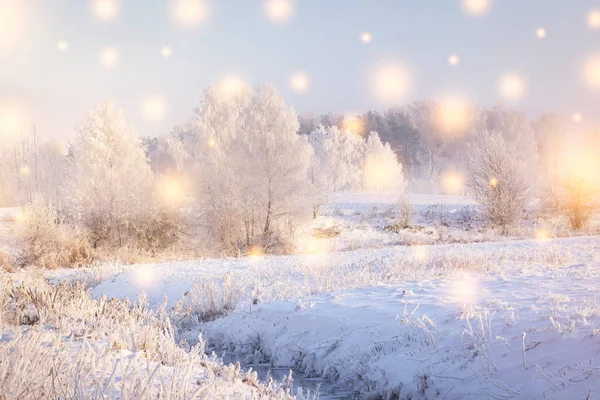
(173, 272, 243, 324)
(65, 101, 154, 248)
(16, 196, 95, 269)
(466, 131, 529, 234)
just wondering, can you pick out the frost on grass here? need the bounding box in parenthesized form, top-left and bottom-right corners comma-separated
(0, 274, 301, 399)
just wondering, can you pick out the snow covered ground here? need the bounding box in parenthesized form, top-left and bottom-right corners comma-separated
(4, 194, 600, 398)
(86, 235, 600, 398)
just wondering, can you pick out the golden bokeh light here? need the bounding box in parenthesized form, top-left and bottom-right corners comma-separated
(207, 137, 216, 148)
(171, 0, 209, 28)
(489, 176, 498, 187)
(14, 211, 27, 224)
(57, 41, 68, 52)
(304, 237, 331, 256)
(141, 95, 167, 122)
(91, 0, 120, 21)
(0, 0, 27, 55)
(461, 0, 491, 16)
(536, 28, 547, 39)
(558, 145, 600, 189)
(573, 112, 583, 123)
(161, 46, 172, 59)
(342, 115, 363, 135)
(371, 63, 411, 102)
(264, 0, 294, 23)
(434, 96, 473, 135)
(448, 54, 460, 66)
(498, 72, 526, 100)
(441, 171, 464, 195)
(360, 32, 373, 44)
(0, 104, 28, 144)
(156, 175, 187, 206)
(215, 74, 249, 100)
(290, 72, 310, 93)
(20, 165, 31, 176)
(133, 266, 157, 288)
(248, 247, 265, 260)
(587, 9, 600, 30)
(449, 275, 481, 304)
(412, 245, 428, 262)
(99, 47, 119, 69)
(583, 55, 600, 90)
(535, 229, 550, 242)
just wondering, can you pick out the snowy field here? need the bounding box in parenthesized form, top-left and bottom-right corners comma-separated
(3, 193, 600, 398)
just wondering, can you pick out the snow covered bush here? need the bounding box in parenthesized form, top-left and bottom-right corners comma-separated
(15, 196, 95, 269)
(64, 101, 154, 248)
(190, 82, 314, 255)
(173, 273, 243, 324)
(466, 131, 529, 234)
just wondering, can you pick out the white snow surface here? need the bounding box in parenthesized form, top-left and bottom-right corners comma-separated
(28, 193, 600, 398)
(89, 235, 600, 398)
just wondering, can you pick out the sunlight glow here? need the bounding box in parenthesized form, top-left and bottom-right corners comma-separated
(161, 46, 172, 59)
(573, 112, 583, 123)
(441, 171, 464, 195)
(434, 96, 473, 136)
(264, 0, 294, 23)
(133, 266, 157, 288)
(0, 0, 27, 55)
(91, 0, 120, 21)
(19, 165, 31, 176)
(361, 32, 373, 44)
(371, 63, 411, 102)
(489, 176, 498, 187)
(248, 247, 265, 260)
(535, 229, 550, 242)
(156, 175, 187, 206)
(362, 155, 400, 192)
(583, 56, 600, 90)
(99, 47, 119, 69)
(498, 72, 526, 100)
(290, 72, 310, 93)
(207, 137, 216, 148)
(461, 0, 491, 16)
(14, 211, 27, 224)
(448, 54, 460, 66)
(449, 275, 481, 304)
(412, 246, 428, 262)
(559, 146, 600, 189)
(304, 237, 331, 256)
(536, 28, 547, 39)
(171, 0, 209, 28)
(57, 41, 68, 52)
(0, 104, 27, 144)
(215, 75, 249, 100)
(141, 96, 167, 122)
(342, 115, 363, 135)
(587, 9, 600, 30)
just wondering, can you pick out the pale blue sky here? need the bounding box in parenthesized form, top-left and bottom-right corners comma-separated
(1, 0, 599, 141)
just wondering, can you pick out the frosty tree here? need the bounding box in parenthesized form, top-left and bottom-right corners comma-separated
(307, 125, 364, 192)
(65, 101, 153, 247)
(362, 132, 404, 192)
(192, 82, 314, 254)
(466, 131, 529, 234)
